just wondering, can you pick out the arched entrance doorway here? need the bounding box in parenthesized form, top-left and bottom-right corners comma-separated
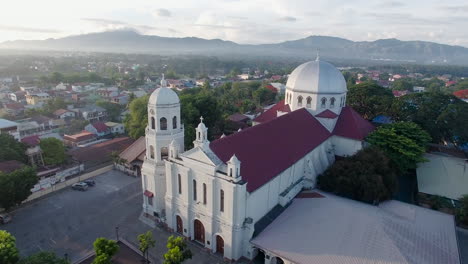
(194, 219, 205, 244)
(215, 235, 224, 255)
(176, 215, 183, 234)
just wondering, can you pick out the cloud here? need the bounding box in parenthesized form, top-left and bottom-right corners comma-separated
(153, 8, 171, 17)
(0, 25, 61, 33)
(376, 1, 405, 8)
(361, 12, 448, 25)
(81, 18, 126, 25)
(280, 16, 297, 22)
(440, 5, 468, 12)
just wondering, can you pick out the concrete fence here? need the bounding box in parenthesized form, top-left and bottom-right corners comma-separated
(24, 165, 113, 202)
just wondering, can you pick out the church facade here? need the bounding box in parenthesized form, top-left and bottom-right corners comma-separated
(141, 59, 375, 261)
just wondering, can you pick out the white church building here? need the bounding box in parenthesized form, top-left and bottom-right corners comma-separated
(138, 60, 460, 264)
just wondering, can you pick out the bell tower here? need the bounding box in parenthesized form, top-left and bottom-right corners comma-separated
(141, 75, 184, 218)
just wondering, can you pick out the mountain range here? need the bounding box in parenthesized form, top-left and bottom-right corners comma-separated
(1, 30, 468, 65)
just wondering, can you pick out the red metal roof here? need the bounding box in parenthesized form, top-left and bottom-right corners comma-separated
(315, 109, 338, 119)
(333, 106, 375, 140)
(210, 108, 331, 193)
(92, 122, 109, 133)
(453, 89, 468, 99)
(253, 100, 291, 124)
(21, 135, 41, 146)
(144, 190, 154, 197)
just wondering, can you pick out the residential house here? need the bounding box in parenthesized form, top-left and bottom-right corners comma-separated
(269, 83, 286, 94)
(4, 102, 25, 116)
(0, 118, 19, 140)
(20, 86, 37, 92)
(111, 94, 129, 105)
(115, 136, 145, 177)
(26, 92, 50, 105)
(105, 122, 125, 134)
(413, 86, 426, 93)
(237, 74, 250, 80)
(85, 122, 110, 137)
(80, 105, 107, 122)
(63, 131, 97, 147)
(9, 91, 26, 102)
(166, 79, 183, 89)
(54, 83, 70, 91)
(53, 109, 76, 120)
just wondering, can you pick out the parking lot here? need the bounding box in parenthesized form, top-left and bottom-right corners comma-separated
(2, 169, 228, 264)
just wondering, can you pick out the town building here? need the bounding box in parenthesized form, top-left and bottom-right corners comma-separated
(53, 109, 76, 120)
(26, 92, 50, 105)
(80, 105, 107, 122)
(85, 122, 110, 137)
(63, 131, 97, 147)
(105, 122, 125, 134)
(140, 60, 460, 263)
(0, 118, 20, 140)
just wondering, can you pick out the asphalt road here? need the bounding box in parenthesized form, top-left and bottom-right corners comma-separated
(459, 228, 468, 264)
(2, 169, 229, 264)
(3, 170, 143, 262)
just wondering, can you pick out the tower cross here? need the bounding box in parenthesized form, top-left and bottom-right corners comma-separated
(200, 116, 204, 123)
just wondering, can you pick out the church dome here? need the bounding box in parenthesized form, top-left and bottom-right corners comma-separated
(286, 59, 347, 94)
(149, 87, 179, 106)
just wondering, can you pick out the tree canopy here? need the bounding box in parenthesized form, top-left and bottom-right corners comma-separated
(366, 122, 430, 173)
(346, 82, 394, 120)
(317, 147, 397, 204)
(18, 252, 69, 264)
(0, 134, 27, 163)
(0, 166, 38, 211)
(0, 230, 19, 264)
(96, 100, 124, 122)
(391, 78, 413, 91)
(456, 194, 468, 226)
(138, 231, 155, 264)
(391, 92, 468, 146)
(123, 95, 149, 139)
(39, 138, 66, 166)
(92, 238, 119, 264)
(163, 236, 192, 264)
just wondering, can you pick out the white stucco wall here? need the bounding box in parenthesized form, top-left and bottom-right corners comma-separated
(332, 135, 364, 157)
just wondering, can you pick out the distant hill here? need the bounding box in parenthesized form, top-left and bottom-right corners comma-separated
(2, 30, 468, 65)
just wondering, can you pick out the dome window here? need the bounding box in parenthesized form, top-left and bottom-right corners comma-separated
(150, 145, 155, 159)
(151, 117, 155, 130)
(160, 117, 167, 130)
(173, 116, 177, 129)
(306, 97, 312, 108)
(321, 97, 327, 108)
(330, 97, 336, 108)
(297, 96, 303, 107)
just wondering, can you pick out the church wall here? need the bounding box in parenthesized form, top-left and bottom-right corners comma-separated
(332, 135, 363, 157)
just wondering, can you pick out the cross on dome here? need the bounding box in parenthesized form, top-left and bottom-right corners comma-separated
(200, 116, 204, 123)
(160, 73, 167, 87)
(316, 49, 320, 61)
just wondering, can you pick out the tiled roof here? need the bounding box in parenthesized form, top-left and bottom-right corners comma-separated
(64, 131, 96, 142)
(210, 108, 331, 192)
(315, 109, 338, 119)
(119, 136, 146, 163)
(69, 137, 134, 163)
(91, 122, 109, 133)
(253, 100, 290, 124)
(53, 109, 70, 116)
(5, 103, 24, 110)
(333, 106, 375, 140)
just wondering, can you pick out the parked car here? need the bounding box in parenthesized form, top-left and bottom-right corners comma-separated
(0, 213, 12, 224)
(84, 179, 95, 186)
(72, 182, 88, 191)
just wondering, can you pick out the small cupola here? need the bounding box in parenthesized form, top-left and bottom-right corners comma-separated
(193, 116, 209, 148)
(227, 154, 241, 179)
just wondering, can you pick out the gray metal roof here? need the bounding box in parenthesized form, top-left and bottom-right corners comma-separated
(0, 118, 18, 129)
(251, 191, 460, 264)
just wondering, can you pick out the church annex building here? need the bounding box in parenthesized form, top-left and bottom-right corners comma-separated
(136, 59, 460, 264)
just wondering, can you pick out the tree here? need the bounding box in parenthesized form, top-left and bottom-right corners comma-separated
(391, 92, 468, 146)
(317, 147, 397, 204)
(96, 100, 124, 122)
(253, 87, 276, 106)
(92, 238, 119, 264)
(346, 82, 394, 120)
(366, 122, 430, 173)
(456, 194, 468, 226)
(392, 79, 413, 91)
(138, 231, 155, 264)
(124, 95, 149, 139)
(0, 134, 27, 163)
(0, 230, 19, 264)
(0, 166, 38, 211)
(40, 138, 66, 166)
(19, 252, 69, 264)
(454, 80, 468, 91)
(163, 236, 192, 264)
(62, 120, 89, 135)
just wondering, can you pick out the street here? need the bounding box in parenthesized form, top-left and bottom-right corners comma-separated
(2, 169, 228, 264)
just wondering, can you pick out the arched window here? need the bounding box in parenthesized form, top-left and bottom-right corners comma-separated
(203, 183, 207, 205)
(220, 189, 224, 212)
(330, 97, 336, 108)
(172, 116, 177, 129)
(297, 96, 303, 107)
(321, 97, 327, 108)
(160, 117, 167, 130)
(151, 117, 155, 129)
(178, 174, 182, 194)
(306, 97, 312, 108)
(161, 147, 168, 159)
(150, 145, 155, 159)
(193, 180, 197, 201)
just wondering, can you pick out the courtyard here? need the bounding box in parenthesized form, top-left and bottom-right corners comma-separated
(2, 170, 228, 264)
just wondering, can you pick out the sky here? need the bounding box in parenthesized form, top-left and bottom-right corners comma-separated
(1, 0, 468, 47)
